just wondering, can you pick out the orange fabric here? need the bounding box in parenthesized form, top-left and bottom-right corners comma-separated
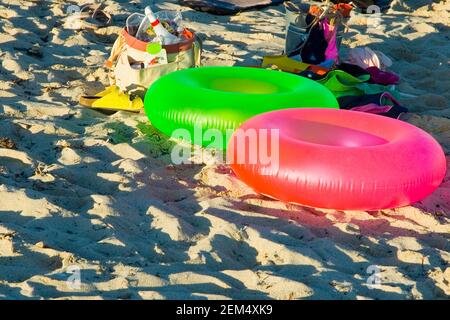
(308, 5, 322, 17)
(308, 65, 329, 75)
(308, 3, 353, 18)
(334, 3, 353, 18)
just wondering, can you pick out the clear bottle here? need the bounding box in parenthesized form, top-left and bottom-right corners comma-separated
(141, 6, 179, 45)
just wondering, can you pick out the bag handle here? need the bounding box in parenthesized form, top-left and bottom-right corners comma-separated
(193, 34, 203, 67)
(105, 33, 126, 69)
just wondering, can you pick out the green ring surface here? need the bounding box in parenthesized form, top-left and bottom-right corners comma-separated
(144, 66, 339, 149)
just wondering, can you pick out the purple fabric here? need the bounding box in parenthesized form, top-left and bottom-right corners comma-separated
(350, 93, 406, 119)
(366, 66, 400, 85)
(351, 103, 393, 114)
(320, 18, 338, 61)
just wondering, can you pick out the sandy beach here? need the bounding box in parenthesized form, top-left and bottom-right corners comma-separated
(0, 0, 449, 299)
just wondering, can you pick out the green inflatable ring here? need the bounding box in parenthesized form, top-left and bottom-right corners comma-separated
(144, 66, 339, 149)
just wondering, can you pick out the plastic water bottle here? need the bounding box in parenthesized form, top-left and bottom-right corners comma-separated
(144, 6, 179, 45)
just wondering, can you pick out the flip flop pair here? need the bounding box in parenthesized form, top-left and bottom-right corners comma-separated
(64, 3, 112, 30)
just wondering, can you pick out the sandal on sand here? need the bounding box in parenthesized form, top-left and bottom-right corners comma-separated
(80, 86, 143, 114)
(64, 3, 112, 30)
(79, 86, 118, 115)
(79, 85, 116, 107)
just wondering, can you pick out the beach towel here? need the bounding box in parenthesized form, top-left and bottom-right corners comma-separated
(348, 47, 393, 70)
(317, 70, 398, 98)
(178, 0, 286, 15)
(338, 92, 407, 119)
(366, 66, 400, 85)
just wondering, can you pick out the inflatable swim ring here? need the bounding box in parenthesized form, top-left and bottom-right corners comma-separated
(144, 66, 338, 149)
(228, 108, 446, 210)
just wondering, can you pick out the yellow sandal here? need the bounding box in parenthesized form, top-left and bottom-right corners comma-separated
(79, 86, 143, 114)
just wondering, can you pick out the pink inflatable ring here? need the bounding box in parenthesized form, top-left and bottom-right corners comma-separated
(228, 108, 446, 210)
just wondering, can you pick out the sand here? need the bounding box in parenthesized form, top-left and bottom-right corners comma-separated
(0, 0, 449, 299)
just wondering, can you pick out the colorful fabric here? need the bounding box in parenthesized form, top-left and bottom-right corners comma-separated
(316, 69, 395, 98)
(334, 3, 353, 17)
(366, 66, 400, 85)
(318, 59, 336, 69)
(320, 18, 339, 61)
(337, 62, 370, 78)
(338, 92, 407, 119)
(348, 47, 393, 70)
(350, 103, 393, 114)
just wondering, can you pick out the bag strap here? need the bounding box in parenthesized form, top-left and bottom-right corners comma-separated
(105, 33, 126, 69)
(193, 34, 203, 67)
